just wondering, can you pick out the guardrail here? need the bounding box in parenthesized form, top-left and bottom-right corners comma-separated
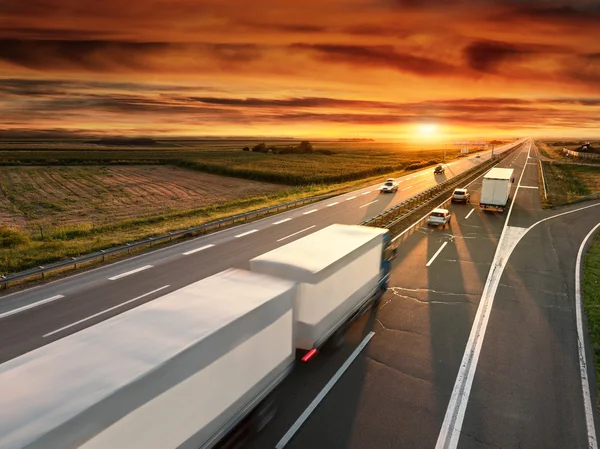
(361, 144, 521, 235)
(1, 192, 337, 289)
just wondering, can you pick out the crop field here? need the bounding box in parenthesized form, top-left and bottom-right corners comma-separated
(0, 165, 285, 229)
(538, 140, 600, 161)
(543, 163, 600, 206)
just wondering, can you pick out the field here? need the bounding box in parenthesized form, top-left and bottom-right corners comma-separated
(0, 139, 492, 276)
(537, 140, 600, 161)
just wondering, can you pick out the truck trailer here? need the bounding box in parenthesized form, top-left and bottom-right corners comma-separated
(479, 167, 514, 212)
(0, 269, 297, 449)
(250, 224, 395, 353)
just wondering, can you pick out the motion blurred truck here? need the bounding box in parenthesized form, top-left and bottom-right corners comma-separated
(479, 167, 514, 212)
(0, 224, 396, 449)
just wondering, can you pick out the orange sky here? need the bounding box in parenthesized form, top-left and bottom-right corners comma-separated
(0, 0, 599, 140)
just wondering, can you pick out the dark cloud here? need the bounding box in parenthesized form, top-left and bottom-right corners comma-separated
(292, 44, 456, 76)
(464, 40, 532, 72)
(0, 27, 117, 40)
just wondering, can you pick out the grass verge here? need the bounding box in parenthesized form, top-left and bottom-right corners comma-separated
(542, 163, 600, 207)
(582, 231, 600, 404)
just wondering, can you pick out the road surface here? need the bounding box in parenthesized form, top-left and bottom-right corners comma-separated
(0, 141, 521, 364)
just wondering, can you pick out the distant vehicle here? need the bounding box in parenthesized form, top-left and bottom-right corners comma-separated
(475, 155, 481, 158)
(451, 188, 471, 203)
(380, 179, 399, 193)
(427, 208, 452, 227)
(434, 165, 445, 174)
(479, 167, 514, 212)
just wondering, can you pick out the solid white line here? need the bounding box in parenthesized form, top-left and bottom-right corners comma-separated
(465, 209, 475, 219)
(426, 242, 448, 267)
(359, 200, 378, 209)
(401, 186, 414, 191)
(326, 202, 339, 207)
(273, 218, 292, 225)
(43, 285, 170, 338)
(346, 196, 356, 201)
(303, 209, 318, 215)
(108, 265, 153, 281)
(234, 229, 258, 238)
(275, 331, 375, 449)
(519, 186, 539, 189)
(182, 244, 215, 256)
(277, 225, 316, 242)
(575, 223, 600, 449)
(0, 295, 65, 320)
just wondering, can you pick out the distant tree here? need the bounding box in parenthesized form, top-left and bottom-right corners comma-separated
(298, 141, 314, 153)
(242, 146, 250, 151)
(252, 142, 267, 152)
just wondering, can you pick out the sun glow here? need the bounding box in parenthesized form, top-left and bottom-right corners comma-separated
(418, 124, 437, 136)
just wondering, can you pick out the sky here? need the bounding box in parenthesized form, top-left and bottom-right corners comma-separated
(0, 0, 599, 141)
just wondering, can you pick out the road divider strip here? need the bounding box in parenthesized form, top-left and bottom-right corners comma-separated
(465, 209, 475, 219)
(426, 242, 448, 267)
(359, 200, 378, 209)
(108, 265, 153, 281)
(303, 209, 318, 215)
(43, 285, 170, 338)
(0, 295, 65, 320)
(273, 218, 292, 225)
(326, 202, 339, 207)
(182, 244, 215, 256)
(275, 331, 375, 449)
(277, 225, 316, 243)
(346, 196, 356, 201)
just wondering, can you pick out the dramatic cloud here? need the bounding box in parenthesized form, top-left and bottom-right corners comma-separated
(0, 0, 598, 138)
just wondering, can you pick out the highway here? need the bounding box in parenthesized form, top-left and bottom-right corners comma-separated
(0, 141, 520, 364)
(239, 139, 600, 449)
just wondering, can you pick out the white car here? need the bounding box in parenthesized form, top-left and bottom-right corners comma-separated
(380, 179, 399, 193)
(451, 188, 471, 203)
(427, 208, 452, 227)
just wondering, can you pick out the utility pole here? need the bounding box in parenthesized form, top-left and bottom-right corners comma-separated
(444, 144, 446, 163)
(491, 145, 494, 160)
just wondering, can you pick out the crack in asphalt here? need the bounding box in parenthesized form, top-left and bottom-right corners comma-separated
(369, 356, 432, 386)
(390, 286, 479, 304)
(460, 431, 504, 449)
(375, 318, 424, 337)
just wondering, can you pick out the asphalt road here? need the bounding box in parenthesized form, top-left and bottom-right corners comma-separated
(244, 139, 600, 449)
(0, 140, 521, 364)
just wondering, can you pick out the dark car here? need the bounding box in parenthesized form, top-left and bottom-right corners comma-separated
(434, 165, 445, 174)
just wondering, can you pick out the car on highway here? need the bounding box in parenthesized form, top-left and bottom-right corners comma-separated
(451, 188, 471, 203)
(434, 164, 445, 175)
(475, 155, 481, 158)
(427, 208, 452, 227)
(380, 178, 399, 193)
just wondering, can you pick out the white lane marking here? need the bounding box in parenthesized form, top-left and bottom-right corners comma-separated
(326, 202, 339, 207)
(362, 191, 371, 195)
(275, 331, 375, 449)
(182, 244, 215, 256)
(273, 218, 292, 225)
(575, 223, 600, 449)
(526, 162, 538, 165)
(465, 209, 475, 220)
(346, 196, 356, 201)
(0, 295, 65, 320)
(303, 209, 318, 215)
(359, 200, 378, 209)
(401, 186, 414, 191)
(426, 242, 448, 267)
(277, 225, 316, 242)
(519, 186, 539, 189)
(108, 265, 153, 281)
(435, 141, 531, 449)
(235, 229, 258, 238)
(43, 285, 170, 338)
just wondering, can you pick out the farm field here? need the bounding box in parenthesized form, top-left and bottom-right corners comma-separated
(0, 138, 493, 276)
(537, 140, 600, 161)
(0, 165, 285, 229)
(543, 163, 600, 206)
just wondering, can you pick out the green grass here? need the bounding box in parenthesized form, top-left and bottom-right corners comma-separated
(543, 163, 600, 206)
(582, 232, 600, 401)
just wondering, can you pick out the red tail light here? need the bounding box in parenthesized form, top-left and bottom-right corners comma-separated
(302, 349, 318, 363)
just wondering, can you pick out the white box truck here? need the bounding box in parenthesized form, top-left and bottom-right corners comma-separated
(0, 269, 297, 449)
(250, 224, 395, 354)
(479, 167, 514, 212)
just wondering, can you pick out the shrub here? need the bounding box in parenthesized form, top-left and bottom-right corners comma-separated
(252, 143, 267, 153)
(0, 227, 29, 248)
(242, 146, 250, 151)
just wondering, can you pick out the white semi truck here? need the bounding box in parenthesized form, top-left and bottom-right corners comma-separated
(0, 224, 396, 449)
(479, 167, 515, 212)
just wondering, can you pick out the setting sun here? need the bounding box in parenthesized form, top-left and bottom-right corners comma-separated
(418, 124, 438, 136)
